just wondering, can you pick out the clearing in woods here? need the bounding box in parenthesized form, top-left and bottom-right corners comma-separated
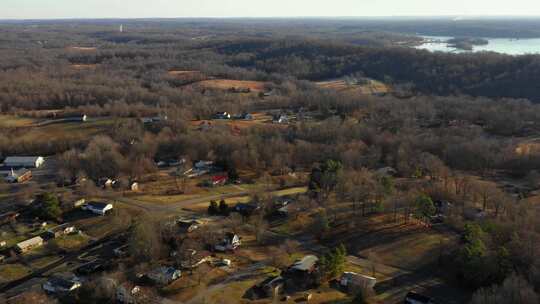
(316, 78, 391, 95)
(66, 46, 97, 52)
(188, 79, 267, 93)
(70, 64, 98, 69)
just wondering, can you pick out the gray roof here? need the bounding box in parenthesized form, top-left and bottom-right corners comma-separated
(4, 156, 42, 163)
(291, 255, 319, 271)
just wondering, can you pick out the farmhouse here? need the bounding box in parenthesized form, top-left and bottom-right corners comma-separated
(116, 282, 144, 304)
(44, 224, 77, 239)
(147, 266, 181, 285)
(177, 219, 202, 233)
(3, 168, 32, 183)
(282, 255, 319, 290)
(273, 114, 289, 124)
(82, 201, 113, 215)
(16, 236, 44, 253)
(214, 233, 241, 252)
(212, 175, 228, 186)
(2, 156, 45, 168)
(213, 112, 231, 120)
(42, 277, 81, 294)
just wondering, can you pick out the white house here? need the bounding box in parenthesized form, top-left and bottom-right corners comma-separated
(82, 201, 113, 215)
(2, 156, 44, 168)
(214, 233, 241, 252)
(16, 236, 44, 253)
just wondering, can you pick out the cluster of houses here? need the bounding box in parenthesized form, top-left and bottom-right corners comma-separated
(212, 112, 253, 121)
(0, 156, 45, 183)
(252, 254, 379, 300)
(14, 224, 79, 254)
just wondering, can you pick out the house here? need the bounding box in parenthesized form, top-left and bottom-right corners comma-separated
(82, 201, 113, 215)
(16, 236, 44, 253)
(213, 112, 231, 120)
(42, 277, 81, 294)
(464, 207, 487, 220)
(140, 116, 167, 124)
(147, 266, 181, 285)
(273, 114, 289, 124)
(234, 202, 260, 217)
(4, 168, 32, 183)
(177, 219, 201, 233)
(282, 255, 319, 290)
(116, 282, 142, 304)
(72, 198, 86, 208)
(214, 233, 241, 252)
(376, 166, 397, 177)
(98, 178, 117, 188)
(44, 224, 77, 239)
(194, 160, 214, 170)
(2, 156, 45, 168)
(260, 276, 285, 298)
(339, 272, 376, 292)
(113, 244, 129, 258)
(404, 292, 434, 304)
(233, 113, 253, 120)
(434, 200, 453, 215)
(212, 175, 228, 186)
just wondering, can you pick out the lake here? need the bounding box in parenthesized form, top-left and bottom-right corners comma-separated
(415, 36, 540, 55)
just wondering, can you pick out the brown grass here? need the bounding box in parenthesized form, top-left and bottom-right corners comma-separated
(190, 79, 267, 93)
(70, 64, 98, 69)
(67, 46, 97, 52)
(316, 79, 390, 95)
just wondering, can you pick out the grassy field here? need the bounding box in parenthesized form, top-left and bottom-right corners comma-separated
(0, 264, 31, 283)
(1, 117, 128, 153)
(51, 233, 90, 251)
(316, 79, 391, 95)
(0, 115, 38, 128)
(188, 79, 267, 93)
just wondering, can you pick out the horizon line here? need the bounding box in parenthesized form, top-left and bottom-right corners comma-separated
(2, 15, 540, 21)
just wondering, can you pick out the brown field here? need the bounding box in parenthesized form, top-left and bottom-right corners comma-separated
(66, 46, 97, 52)
(168, 70, 204, 77)
(515, 138, 540, 155)
(316, 79, 391, 95)
(189, 79, 267, 93)
(0, 115, 38, 128)
(190, 113, 281, 133)
(70, 64, 98, 69)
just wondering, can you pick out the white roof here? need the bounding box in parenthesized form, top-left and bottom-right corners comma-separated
(17, 236, 43, 248)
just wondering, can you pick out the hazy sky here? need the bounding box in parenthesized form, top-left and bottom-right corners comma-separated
(3, 0, 540, 19)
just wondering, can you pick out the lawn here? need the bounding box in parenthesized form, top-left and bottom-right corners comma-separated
(0, 264, 31, 283)
(51, 233, 90, 251)
(0, 115, 38, 128)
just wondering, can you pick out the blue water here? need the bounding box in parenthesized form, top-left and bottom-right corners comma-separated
(415, 36, 540, 55)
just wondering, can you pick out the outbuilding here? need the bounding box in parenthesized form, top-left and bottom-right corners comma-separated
(16, 236, 44, 253)
(2, 156, 45, 168)
(82, 201, 113, 215)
